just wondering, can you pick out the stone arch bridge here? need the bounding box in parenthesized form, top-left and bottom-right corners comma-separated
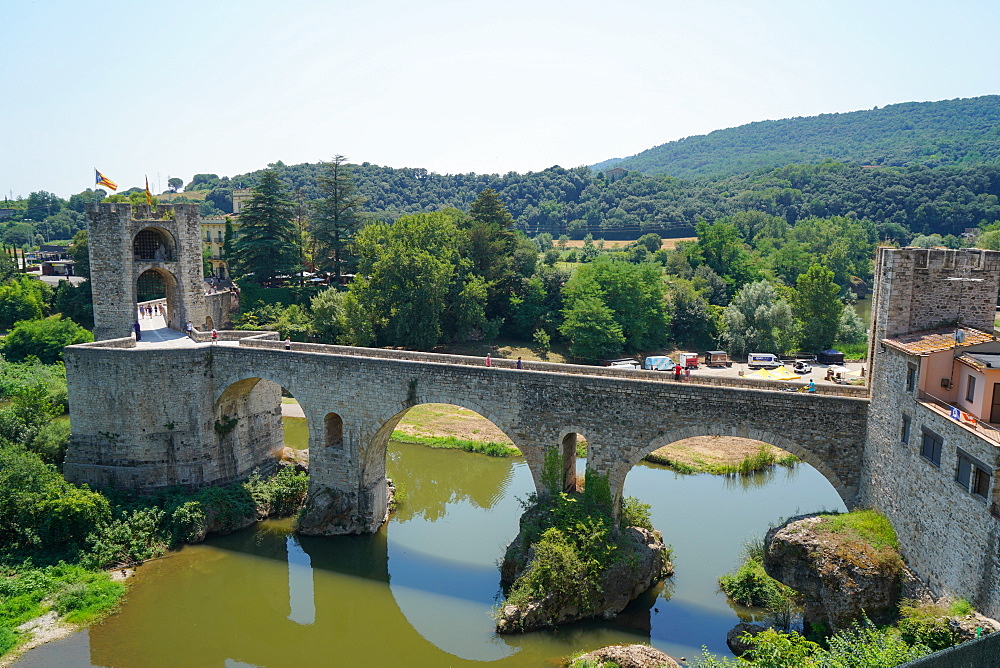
(64, 335, 869, 534)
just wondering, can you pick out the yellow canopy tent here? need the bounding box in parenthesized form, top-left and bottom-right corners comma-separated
(747, 366, 801, 381)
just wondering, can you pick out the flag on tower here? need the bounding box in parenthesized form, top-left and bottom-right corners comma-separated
(145, 176, 153, 206)
(95, 169, 117, 191)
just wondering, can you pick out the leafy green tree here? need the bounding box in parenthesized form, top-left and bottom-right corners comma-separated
(692, 220, 761, 290)
(1, 315, 93, 363)
(636, 233, 662, 253)
(466, 188, 520, 322)
(668, 280, 716, 348)
(0, 445, 110, 556)
(346, 211, 484, 349)
(313, 155, 365, 281)
(559, 296, 625, 360)
(230, 170, 298, 285)
(721, 281, 797, 356)
(309, 288, 346, 343)
(25, 191, 64, 221)
(562, 259, 669, 350)
(0, 248, 17, 284)
(794, 264, 844, 352)
(53, 280, 94, 329)
(167, 177, 183, 192)
(0, 276, 51, 330)
(837, 306, 867, 345)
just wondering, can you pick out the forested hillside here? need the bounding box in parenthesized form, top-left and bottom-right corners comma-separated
(592, 96, 1000, 179)
(180, 160, 1000, 243)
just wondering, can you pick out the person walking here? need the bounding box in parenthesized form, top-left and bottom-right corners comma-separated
(185, 320, 194, 339)
(685, 365, 691, 382)
(674, 362, 682, 381)
(133, 321, 141, 341)
(516, 357, 523, 369)
(485, 353, 492, 367)
(211, 328, 218, 344)
(285, 337, 291, 350)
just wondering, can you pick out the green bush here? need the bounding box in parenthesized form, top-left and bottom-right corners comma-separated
(244, 467, 309, 517)
(1, 315, 93, 364)
(28, 418, 71, 467)
(82, 506, 168, 569)
(0, 446, 110, 559)
(620, 496, 653, 531)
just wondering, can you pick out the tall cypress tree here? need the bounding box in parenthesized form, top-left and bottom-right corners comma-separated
(230, 170, 298, 286)
(313, 155, 364, 282)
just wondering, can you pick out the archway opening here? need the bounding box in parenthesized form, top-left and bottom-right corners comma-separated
(617, 433, 847, 652)
(376, 402, 531, 661)
(135, 267, 177, 330)
(279, 387, 310, 469)
(213, 377, 285, 484)
(133, 226, 175, 261)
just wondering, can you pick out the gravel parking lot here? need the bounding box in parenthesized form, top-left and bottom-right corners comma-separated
(679, 358, 867, 387)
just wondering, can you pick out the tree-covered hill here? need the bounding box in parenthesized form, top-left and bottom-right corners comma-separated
(592, 96, 1000, 179)
(182, 160, 1000, 243)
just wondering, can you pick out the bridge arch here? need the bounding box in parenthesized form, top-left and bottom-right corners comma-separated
(605, 424, 852, 508)
(361, 395, 537, 497)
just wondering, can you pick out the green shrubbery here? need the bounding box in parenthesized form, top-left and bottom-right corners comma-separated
(389, 431, 520, 457)
(502, 474, 659, 624)
(718, 538, 797, 612)
(0, 563, 125, 656)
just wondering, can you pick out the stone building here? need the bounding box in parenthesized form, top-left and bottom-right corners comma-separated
(863, 247, 1000, 618)
(86, 202, 208, 340)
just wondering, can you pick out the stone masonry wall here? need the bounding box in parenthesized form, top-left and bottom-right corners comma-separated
(64, 342, 280, 491)
(861, 346, 1000, 619)
(86, 203, 206, 340)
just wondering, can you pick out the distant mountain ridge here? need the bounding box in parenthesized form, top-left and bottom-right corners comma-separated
(592, 96, 1000, 179)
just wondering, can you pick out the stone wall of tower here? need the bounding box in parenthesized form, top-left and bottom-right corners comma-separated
(86, 203, 207, 340)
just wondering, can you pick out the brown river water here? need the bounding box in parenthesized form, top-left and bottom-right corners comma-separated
(17, 418, 845, 667)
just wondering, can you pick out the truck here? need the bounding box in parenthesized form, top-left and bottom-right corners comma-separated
(747, 352, 781, 369)
(704, 351, 731, 368)
(643, 356, 676, 371)
(679, 352, 699, 369)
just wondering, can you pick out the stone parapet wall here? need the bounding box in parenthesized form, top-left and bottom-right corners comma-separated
(204, 290, 236, 330)
(237, 339, 867, 397)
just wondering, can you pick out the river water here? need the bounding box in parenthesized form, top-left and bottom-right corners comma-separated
(18, 422, 846, 667)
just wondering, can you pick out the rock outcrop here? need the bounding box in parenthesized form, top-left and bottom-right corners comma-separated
(726, 622, 767, 657)
(572, 644, 680, 668)
(763, 514, 902, 631)
(496, 525, 672, 633)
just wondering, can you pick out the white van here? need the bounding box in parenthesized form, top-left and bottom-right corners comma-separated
(748, 353, 781, 369)
(643, 356, 676, 371)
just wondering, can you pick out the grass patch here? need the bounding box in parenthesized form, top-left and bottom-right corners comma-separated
(816, 509, 900, 552)
(834, 342, 868, 360)
(718, 538, 797, 610)
(0, 563, 126, 658)
(647, 444, 797, 476)
(390, 431, 520, 457)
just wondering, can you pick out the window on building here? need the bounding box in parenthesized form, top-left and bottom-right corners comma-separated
(966, 376, 977, 403)
(901, 414, 911, 444)
(906, 364, 917, 393)
(920, 429, 942, 467)
(217, 231, 223, 242)
(205, 231, 211, 242)
(955, 449, 991, 500)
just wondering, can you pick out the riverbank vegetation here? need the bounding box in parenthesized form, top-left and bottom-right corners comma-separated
(0, 356, 310, 661)
(706, 510, 989, 667)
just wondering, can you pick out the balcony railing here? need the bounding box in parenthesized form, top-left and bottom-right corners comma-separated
(917, 389, 1000, 445)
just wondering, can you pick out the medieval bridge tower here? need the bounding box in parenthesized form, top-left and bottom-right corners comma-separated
(86, 202, 207, 340)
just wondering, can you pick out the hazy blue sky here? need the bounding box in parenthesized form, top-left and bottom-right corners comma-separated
(3, 0, 998, 198)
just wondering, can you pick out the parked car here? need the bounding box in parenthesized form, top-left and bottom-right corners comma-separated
(602, 358, 641, 369)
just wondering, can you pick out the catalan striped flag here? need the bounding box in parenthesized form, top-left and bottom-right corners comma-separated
(95, 169, 117, 191)
(145, 176, 153, 206)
